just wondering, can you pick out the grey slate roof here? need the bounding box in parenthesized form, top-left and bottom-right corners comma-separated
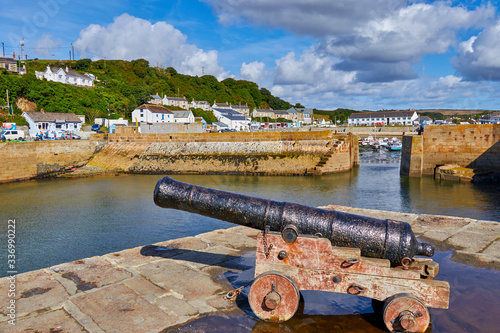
(23, 111, 82, 123)
(171, 110, 192, 118)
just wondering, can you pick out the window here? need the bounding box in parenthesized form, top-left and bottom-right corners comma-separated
(56, 124, 62, 129)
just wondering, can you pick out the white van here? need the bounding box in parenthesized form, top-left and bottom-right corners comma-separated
(1, 130, 25, 141)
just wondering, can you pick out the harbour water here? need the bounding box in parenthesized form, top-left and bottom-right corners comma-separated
(0, 149, 499, 277)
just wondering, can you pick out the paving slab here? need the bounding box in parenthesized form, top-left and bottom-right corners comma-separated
(0, 309, 87, 333)
(70, 284, 174, 333)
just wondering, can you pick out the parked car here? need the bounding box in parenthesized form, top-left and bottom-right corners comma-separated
(0, 129, 25, 141)
(91, 124, 101, 131)
(61, 131, 81, 140)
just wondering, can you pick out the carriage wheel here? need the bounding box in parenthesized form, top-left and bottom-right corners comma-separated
(248, 271, 300, 322)
(383, 293, 430, 332)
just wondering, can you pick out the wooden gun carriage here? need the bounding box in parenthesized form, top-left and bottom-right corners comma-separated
(154, 176, 450, 332)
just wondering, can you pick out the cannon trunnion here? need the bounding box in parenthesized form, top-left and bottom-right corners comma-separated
(154, 176, 450, 332)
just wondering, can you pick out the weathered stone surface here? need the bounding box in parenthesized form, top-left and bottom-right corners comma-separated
(0, 309, 86, 333)
(135, 260, 223, 301)
(105, 246, 166, 267)
(196, 229, 258, 250)
(0, 270, 68, 319)
(70, 284, 174, 333)
(50, 257, 132, 294)
(154, 295, 199, 317)
(481, 239, 500, 258)
(122, 276, 167, 303)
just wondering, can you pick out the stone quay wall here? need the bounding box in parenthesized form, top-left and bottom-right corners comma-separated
(89, 131, 359, 176)
(401, 124, 499, 177)
(0, 139, 106, 183)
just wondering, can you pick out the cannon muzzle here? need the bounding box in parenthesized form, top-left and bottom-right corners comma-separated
(154, 176, 434, 264)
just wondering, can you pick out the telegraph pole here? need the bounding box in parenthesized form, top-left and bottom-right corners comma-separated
(1, 42, 4, 57)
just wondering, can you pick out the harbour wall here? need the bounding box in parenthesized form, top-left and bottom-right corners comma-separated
(400, 124, 499, 177)
(88, 131, 359, 176)
(0, 131, 359, 183)
(0, 139, 106, 183)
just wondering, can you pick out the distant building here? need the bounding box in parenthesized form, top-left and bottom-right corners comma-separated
(35, 65, 95, 87)
(162, 96, 189, 109)
(212, 101, 232, 110)
(131, 104, 174, 124)
(22, 111, 83, 137)
(171, 110, 195, 123)
(348, 110, 418, 126)
(480, 112, 500, 124)
(0, 57, 18, 73)
(252, 109, 275, 119)
(148, 94, 162, 105)
(231, 104, 250, 117)
(191, 99, 211, 111)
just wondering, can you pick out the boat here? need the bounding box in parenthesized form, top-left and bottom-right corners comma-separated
(388, 141, 402, 151)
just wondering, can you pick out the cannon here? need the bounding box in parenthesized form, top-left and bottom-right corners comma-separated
(154, 176, 450, 332)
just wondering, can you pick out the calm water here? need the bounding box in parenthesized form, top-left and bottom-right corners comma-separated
(0, 149, 499, 277)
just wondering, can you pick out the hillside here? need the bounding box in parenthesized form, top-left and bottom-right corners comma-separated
(0, 58, 294, 124)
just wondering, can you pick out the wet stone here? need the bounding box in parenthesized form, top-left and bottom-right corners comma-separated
(51, 256, 132, 293)
(0, 309, 86, 333)
(0, 270, 68, 319)
(70, 284, 174, 333)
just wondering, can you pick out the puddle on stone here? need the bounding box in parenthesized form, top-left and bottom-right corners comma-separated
(167, 251, 500, 332)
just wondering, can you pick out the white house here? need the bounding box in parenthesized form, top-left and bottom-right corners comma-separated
(219, 113, 249, 131)
(35, 65, 95, 87)
(131, 104, 174, 124)
(212, 101, 232, 110)
(348, 111, 418, 126)
(94, 117, 129, 127)
(22, 111, 83, 137)
(171, 110, 195, 123)
(162, 96, 189, 109)
(190, 99, 211, 111)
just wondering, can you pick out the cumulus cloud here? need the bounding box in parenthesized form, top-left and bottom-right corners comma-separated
(453, 21, 500, 81)
(240, 61, 266, 82)
(203, 0, 407, 36)
(74, 14, 226, 78)
(205, 0, 494, 83)
(34, 34, 62, 57)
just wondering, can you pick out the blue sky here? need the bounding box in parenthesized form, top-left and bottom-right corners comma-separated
(1, 0, 500, 111)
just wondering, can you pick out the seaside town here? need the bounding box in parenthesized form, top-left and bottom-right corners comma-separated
(1, 1, 500, 333)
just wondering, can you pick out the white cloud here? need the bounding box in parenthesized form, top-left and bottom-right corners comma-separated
(453, 21, 500, 81)
(203, 0, 407, 36)
(240, 61, 266, 82)
(73, 14, 226, 77)
(34, 34, 62, 57)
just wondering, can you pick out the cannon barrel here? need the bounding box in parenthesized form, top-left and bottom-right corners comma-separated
(154, 176, 434, 264)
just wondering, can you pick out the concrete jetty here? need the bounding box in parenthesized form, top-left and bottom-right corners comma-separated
(1, 207, 499, 332)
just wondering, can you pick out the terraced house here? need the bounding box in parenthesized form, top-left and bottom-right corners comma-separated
(348, 110, 418, 126)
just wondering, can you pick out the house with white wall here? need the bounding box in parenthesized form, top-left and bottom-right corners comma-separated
(22, 111, 83, 137)
(131, 104, 174, 124)
(35, 65, 95, 87)
(162, 96, 189, 109)
(348, 110, 418, 126)
(171, 110, 195, 123)
(190, 99, 211, 111)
